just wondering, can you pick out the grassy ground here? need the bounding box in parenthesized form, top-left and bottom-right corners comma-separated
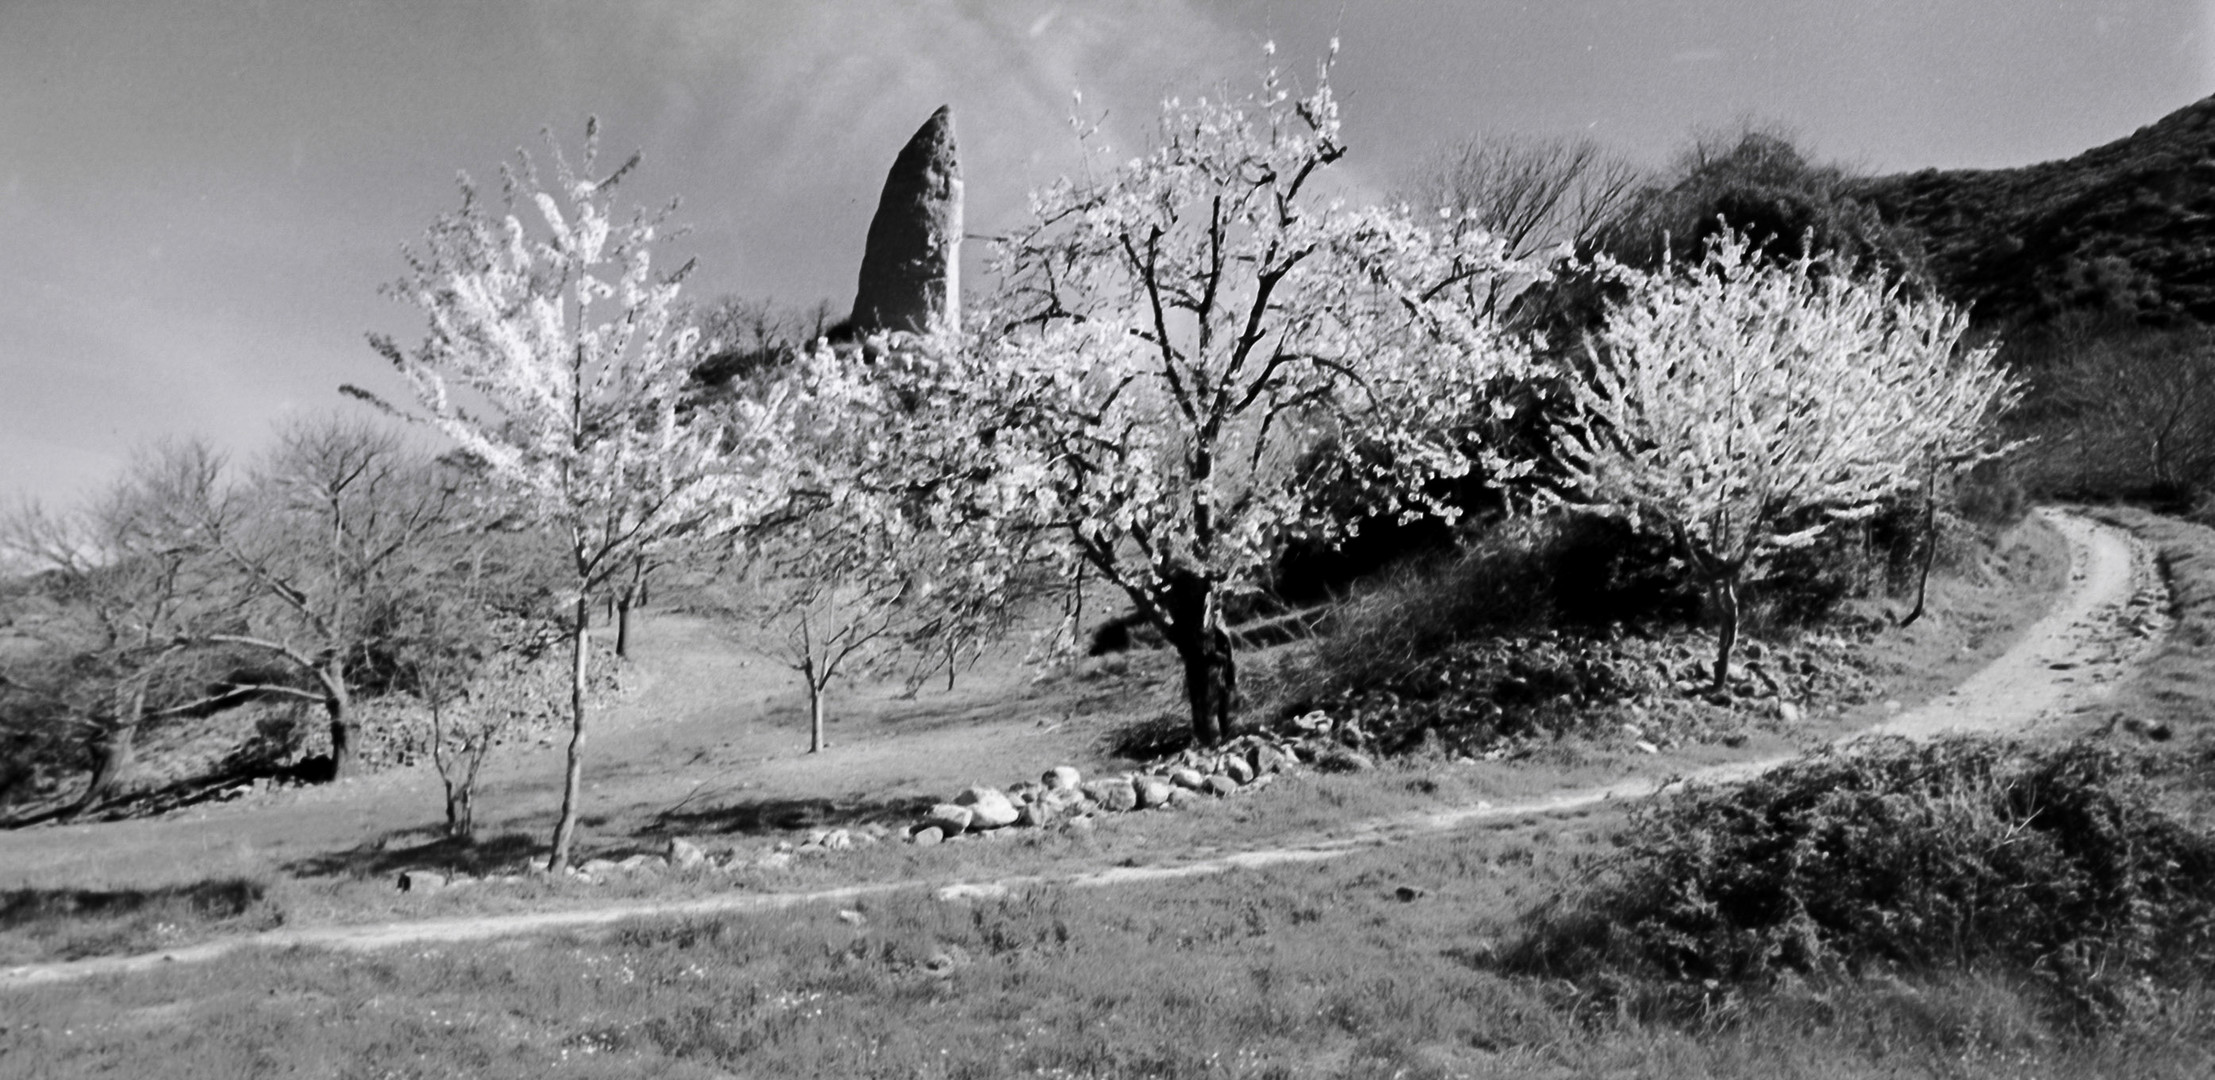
(17, 510, 2209, 1079)
(4, 818, 2208, 1078)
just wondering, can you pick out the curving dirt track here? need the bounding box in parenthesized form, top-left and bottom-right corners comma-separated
(0, 509, 2169, 990)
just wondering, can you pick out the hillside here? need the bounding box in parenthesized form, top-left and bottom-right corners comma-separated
(1859, 94, 2215, 326)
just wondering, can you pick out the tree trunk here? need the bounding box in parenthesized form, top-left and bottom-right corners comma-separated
(1709, 574, 1741, 692)
(69, 718, 139, 818)
(444, 777, 474, 840)
(1165, 572, 1238, 746)
(548, 594, 591, 873)
(324, 667, 357, 781)
(615, 594, 633, 659)
(806, 676, 827, 754)
(1901, 476, 1940, 629)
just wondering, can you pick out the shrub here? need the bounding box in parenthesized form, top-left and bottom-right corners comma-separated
(1510, 736, 2215, 1025)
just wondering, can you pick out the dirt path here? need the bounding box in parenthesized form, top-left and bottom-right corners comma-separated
(1, 509, 2165, 990)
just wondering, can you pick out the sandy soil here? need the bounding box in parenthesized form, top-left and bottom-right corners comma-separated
(0, 509, 2163, 989)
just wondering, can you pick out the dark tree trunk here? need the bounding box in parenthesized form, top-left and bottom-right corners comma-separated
(806, 676, 828, 753)
(1164, 571, 1238, 746)
(615, 594, 633, 659)
(548, 594, 591, 873)
(1709, 574, 1741, 692)
(445, 777, 475, 840)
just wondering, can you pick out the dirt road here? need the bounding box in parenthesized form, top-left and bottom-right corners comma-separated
(0, 509, 2166, 989)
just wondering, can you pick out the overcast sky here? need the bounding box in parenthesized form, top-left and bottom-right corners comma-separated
(3, 0, 2209, 510)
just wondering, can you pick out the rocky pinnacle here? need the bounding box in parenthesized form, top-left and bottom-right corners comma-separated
(849, 105, 962, 336)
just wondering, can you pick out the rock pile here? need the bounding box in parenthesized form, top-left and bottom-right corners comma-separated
(901, 731, 1308, 843)
(396, 725, 1349, 892)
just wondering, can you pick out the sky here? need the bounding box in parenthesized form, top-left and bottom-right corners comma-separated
(3, 0, 2210, 511)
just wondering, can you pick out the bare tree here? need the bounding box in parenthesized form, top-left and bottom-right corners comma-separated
(2037, 328, 2215, 497)
(195, 414, 461, 780)
(0, 440, 234, 813)
(1407, 132, 1645, 263)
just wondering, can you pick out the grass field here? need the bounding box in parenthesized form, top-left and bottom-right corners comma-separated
(9, 510, 2214, 1078)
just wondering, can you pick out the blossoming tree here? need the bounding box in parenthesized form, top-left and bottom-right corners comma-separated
(1555, 233, 2021, 691)
(949, 51, 1545, 745)
(358, 121, 799, 871)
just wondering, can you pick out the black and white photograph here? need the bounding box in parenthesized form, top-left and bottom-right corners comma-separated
(3, 2, 2213, 1076)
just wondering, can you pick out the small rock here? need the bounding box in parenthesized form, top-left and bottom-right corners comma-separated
(1016, 801, 1056, 828)
(1315, 746, 1376, 774)
(954, 786, 1020, 829)
(1202, 774, 1240, 797)
(1043, 766, 1082, 791)
(922, 943, 972, 976)
(1062, 815, 1096, 834)
(579, 858, 623, 877)
(1884, 700, 1903, 713)
(1776, 701, 1803, 724)
(923, 803, 975, 835)
(754, 851, 794, 870)
(668, 837, 707, 870)
(823, 829, 854, 851)
(1082, 778, 1138, 813)
(1133, 775, 1176, 809)
(1394, 885, 1431, 902)
(618, 853, 666, 873)
(1168, 766, 1207, 790)
(1221, 756, 1256, 785)
(1635, 740, 1660, 755)
(837, 909, 868, 926)
(1249, 744, 1289, 775)
(1165, 787, 1201, 808)
(909, 826, 945, 847)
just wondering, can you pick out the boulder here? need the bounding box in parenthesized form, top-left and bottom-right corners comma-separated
(1132, 775, 1175, 809)
(1082, 778, 1138, 813)
(923, 803, 975, 835)
(954, 786, 1019, 829)
(667, 837, 707, 870)
(1166, 786, 1202, 808)
(1202, 774, 1240, 797)
(1043, 765, 1082, 791)
(849, 106, 963, 336)
(1168, 766, 1207, 790)
(909, 826, 945, 846)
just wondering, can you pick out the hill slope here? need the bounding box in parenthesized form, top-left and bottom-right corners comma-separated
(1859, 95, 2215, 325)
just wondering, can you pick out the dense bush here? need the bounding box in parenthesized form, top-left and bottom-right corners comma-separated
(1510, 736, 2215, 1025)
